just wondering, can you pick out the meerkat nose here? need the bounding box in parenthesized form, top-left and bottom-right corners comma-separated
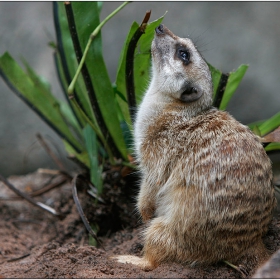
(155, 24, 165, 35)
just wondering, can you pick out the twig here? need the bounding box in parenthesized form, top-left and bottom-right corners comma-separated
(7, 253, 30, 262)
(37, 168, 63, 175)
(0, 174, 64, 218)
(213, 73, 229, 108)
(64, 2, 122, 162)
(72, 174, 105, 250)
(67, 155, 89, 171)
(29, 175, 69, 196)
(223, 260, 248, 278)
(0, 175, 68, 200)
(36, 133, 69, 173)
(125, 10, 151, 122)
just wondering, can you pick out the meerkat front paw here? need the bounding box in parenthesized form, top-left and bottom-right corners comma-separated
(137, 198, 155, 222)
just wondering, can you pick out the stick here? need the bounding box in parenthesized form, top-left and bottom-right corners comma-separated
(72, 174, 105, 250)
(0, 175, 68, 200)
(0, 174, 63, 218)
(7, 253, 30, 263)
(125, 10, 151, 121)
(36, 133, 68, 173)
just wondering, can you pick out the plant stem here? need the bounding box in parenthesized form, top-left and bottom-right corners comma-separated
(68, 1, 130, 95)
(213, 72, 229, 109)
(36, 133, 68, 173)
(53, 2, 84, 128)
(72, 174, 105, 250)
(125, 10, 151, 122)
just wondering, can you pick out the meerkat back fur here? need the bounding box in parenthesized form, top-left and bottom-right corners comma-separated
(115, 24, 276, 271)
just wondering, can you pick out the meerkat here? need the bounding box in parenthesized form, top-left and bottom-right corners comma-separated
(115, 24, 276, 271)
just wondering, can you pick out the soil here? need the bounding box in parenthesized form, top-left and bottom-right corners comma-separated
(0, 168, 279, 279)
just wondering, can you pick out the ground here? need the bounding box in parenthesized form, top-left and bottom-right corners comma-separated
(0, 169, 279, 278)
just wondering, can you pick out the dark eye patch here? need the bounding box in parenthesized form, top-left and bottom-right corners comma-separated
(176, 46, 190, 65)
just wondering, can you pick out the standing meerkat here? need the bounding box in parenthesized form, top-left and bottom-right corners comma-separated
(115, 24, 276, 271)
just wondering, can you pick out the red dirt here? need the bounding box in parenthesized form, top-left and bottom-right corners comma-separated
(0, 170, 279, 278)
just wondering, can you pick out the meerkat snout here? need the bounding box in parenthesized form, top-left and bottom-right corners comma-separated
(155, 24, 164, 35)
(180, 84, 202, 102)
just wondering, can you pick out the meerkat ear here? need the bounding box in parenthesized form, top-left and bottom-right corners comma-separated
(180, 85, 203, 102)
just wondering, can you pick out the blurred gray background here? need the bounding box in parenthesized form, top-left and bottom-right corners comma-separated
(1, 2, 280, 176)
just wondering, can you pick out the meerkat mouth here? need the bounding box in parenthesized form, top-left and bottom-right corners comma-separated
(180, 86, 203, 103)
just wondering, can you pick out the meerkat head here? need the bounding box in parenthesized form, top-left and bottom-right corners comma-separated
(150, 24, 213, 114)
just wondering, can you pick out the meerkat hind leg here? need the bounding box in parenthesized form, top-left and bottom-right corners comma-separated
(111, 255, 153, 271)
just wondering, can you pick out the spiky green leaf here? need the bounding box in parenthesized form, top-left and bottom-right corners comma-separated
(0, 52, 84, 153)
(219, 64, 248, 110)
(83, 125, 103, 193)
(71, 2, 128, 160)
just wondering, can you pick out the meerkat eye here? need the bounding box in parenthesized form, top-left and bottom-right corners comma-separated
(177, 48, 190, 65)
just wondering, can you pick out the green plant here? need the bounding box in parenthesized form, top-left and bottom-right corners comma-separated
(0, 1, 280, 194)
